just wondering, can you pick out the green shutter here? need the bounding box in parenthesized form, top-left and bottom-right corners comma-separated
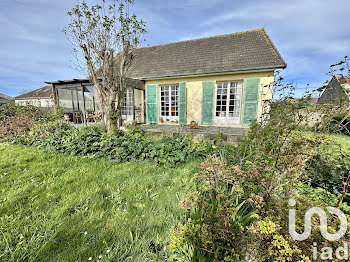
(146, 84, 158, 124)
(242, 78, 260, 125)
(179, 81, 187, 125)
(201, 81, 215, 125)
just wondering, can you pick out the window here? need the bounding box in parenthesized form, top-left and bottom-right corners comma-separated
(160, 85, 179, 122)
(215, 81, 242, 124)
(37, 101, 41, 107)
(45, 100, 50, 107)
(122, 89, 133, 116)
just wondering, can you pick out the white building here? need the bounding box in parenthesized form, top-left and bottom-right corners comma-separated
(14, 86, 54, 107)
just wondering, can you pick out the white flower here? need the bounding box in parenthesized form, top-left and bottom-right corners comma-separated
(98, 255, 102, 259)
(107, 249, 110, 253)
(88, 257, 92, 261)
(84, 231, 87, 235)
(19, 234, 24, 239)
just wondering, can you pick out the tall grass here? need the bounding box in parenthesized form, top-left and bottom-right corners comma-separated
(0, 143, 197, 261)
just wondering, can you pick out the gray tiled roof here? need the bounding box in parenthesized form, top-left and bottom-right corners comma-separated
(15, 86, 52, 100)
(126, 28, 286, 79)
(0, 93, 13, 103)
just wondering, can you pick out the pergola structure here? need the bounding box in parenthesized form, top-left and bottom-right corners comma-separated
(45, 78, 100, 125)
(45, 78, 145, 125)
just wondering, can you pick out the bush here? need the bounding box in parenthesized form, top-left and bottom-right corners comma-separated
(0, 113, 34, 140)
(169, 155, 349, 261)
(61, 126, 105, 155)
(169, 156, 256, 261)
(27, 120, 72, 150)
(303, 135, 350, 199)
(329, 112, 350, 135)
(0, 103, 60, 140)
(314, 104, 350, 136)
(102, 132, 214, 166)
(17, 124, 214, 167)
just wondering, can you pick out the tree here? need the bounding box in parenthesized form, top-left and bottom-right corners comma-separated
(20, 88, 32, 95)
(63, 0, 146, 132)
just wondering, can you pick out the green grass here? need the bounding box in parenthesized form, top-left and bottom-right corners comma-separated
(0, 143, 197, 261)
(328, 133, 350, 153)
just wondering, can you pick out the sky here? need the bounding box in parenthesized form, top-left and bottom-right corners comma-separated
(0, 0, 349, 97)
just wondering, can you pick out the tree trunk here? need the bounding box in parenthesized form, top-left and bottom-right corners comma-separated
(115, 90, 124, 128)
(103, 104, 114, 133)
(101, 91, 116, 133)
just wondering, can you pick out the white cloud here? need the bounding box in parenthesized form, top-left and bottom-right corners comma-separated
(1, 0, 349, 97)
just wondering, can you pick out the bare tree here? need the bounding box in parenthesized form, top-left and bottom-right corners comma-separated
(63, 0, 146, 132)
(20, 88, 32, 95)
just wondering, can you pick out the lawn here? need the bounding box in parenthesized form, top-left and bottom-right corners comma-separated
(328, 133, 350, 153)
(1, 133, 349, 261)
(0, 143, 197, 261)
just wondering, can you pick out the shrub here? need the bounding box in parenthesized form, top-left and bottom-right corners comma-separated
(328, 112, 350, 135)
(0, 113, 34, 140)
(169, 156, 256, 261)
(29, 120, 72, 147)
(314, 104, 350, 136)
(297, 182, 350, 214)
(60, 126, 105, 155)
(0, 103, 60, 140)
(169, 155, 349, 261)
(303, 135, 350, 198)
(17, 124, 214, 167)
(106, 133, 214, 166)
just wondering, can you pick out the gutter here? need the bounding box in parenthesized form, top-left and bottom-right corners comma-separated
(14, 97, 52, 100)
(133, 65, 287, 81)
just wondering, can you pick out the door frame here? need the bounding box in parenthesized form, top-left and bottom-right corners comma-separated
(159, 84, 179, 123)
(214, 81, 243, 125)
(122, 88, 134, 122)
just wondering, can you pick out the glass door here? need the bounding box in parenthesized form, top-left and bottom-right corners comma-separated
(215, 81, 242, 125)
(122, 89, 134, 122)
(160, 85, 179, 123)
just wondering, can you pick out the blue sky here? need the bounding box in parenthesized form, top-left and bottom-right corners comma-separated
(0, 0, 349, 97)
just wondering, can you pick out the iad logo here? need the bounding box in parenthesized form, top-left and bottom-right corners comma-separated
(288, 199, 348, 260)
(288, 199, 347, 241)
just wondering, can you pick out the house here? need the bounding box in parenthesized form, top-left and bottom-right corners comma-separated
(14, 86, 54, 107)
(0, 93, 13, 105)
(47, 28, 286, 127)
(318, 74, 350, 104)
